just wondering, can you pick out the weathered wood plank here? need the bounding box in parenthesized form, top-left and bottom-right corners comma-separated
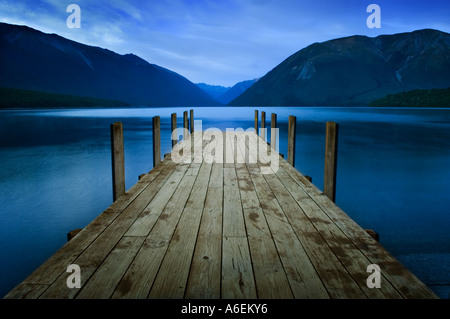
(38, 160, 179, 299)
(277, 158, 438, 299)
(6, 130, 437, 300)
(275, 164, 403, 298)
(76, 236, 145, 299)
(148, 162, 212, 298)
(185, 184, 223, 298)
(262, 170, 366, 299)
(222, 236, 257, 299)
(237, 137, 329, 299)
(112, 172, 197, 298)
(235, 163, 294, 299)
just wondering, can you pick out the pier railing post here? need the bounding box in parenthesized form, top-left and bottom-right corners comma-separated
(171, 113, 177, 147)
(153, 116, 161, 168)
(254, 110, 258, 134)
(183, 111, 189, 139)
(111, 122, 125, 202)
(190, 109, 194, 134)
(324, 121, 338, 202)
(271, 113, 277, 151)
(261, 111, 266, 141)
(288, 115, 296, 167)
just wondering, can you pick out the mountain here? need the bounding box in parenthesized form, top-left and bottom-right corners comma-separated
(229, 29, 450, 106)
(198, 79, 258, 104)
(218, 79, 258, 104)
(0, 23, 219, 107)
(196, 83, 230, 101)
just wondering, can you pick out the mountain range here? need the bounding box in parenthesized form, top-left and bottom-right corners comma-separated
(0, 22, 218, 107)
(230, 29, 450, 106)
(1, 22, 449, 108)
(197, 79, 258, 104)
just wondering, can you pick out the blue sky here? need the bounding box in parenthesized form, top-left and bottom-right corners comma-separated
(1, 0, 449, 86)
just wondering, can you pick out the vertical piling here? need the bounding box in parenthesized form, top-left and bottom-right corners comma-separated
(288, 115, 296, 167)
(271, 113, 277, 151)
(111, 122, 125, 202)
(171, 113, 177, 147)
(153, 116, 161, 168)
(261, 111, 266, 141)
(324, 121, 338, 202)
(190, 109, 194, 134)
(183, 111, 189, 139)
(254, 110, 258, 134)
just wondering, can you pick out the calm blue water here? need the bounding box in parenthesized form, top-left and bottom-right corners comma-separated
(1, 106, 449, 298)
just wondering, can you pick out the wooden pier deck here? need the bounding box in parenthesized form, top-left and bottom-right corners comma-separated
(5, 129, 438, 299)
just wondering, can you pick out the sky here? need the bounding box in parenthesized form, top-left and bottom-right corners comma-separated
(1, 0, 449, 87)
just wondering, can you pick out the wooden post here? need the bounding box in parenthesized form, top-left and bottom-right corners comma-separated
(254, 110, 258, 134)
(67, 228, 82, 242)
(183, 111, 189, 139)
(190, 109, 194, 134)
(261, 111, 266, 141)
(171, 113, 177, 147)
(271, 113, 277, 151)
(111, 122, 125, 202)
(324, 121, 338, 202)
(153, 116, 161, 168)
(287, 115, 296, 167)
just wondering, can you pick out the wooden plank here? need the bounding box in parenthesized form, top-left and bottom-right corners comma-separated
(4, 283, 49, 299)
(235, 163, 294, 299)
(112, 172, 197, 298)
(185, 184, 223, 298)
(244, 132, 365, 298)
(287, 115, 296, 167)
(76, 236, 145, 299)
(324, 121, 338, 202)
(111, 122, 125, 201)
(223, 166, 246, 237)
(124, 163, 189, 237)
(148, 162, 212, 298)
(261, 169, 366, 299)
(5, 158, 173, 299)
(38, 161, 179, 299)
(277, 159, 438, 299)
(222, 236, 257, 299)
(275, 164, 403, 299)
(237, 136, 329, 298)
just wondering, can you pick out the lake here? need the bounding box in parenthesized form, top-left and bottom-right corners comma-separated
(1, 106, 449, 298)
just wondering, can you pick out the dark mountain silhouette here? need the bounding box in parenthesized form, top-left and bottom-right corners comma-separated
(0, 22, 219, 107)
(196, 83, 230, 101)
(218, 79, 258, 104)
(197, 79, 258, 104)
(229, 29, 450, 106)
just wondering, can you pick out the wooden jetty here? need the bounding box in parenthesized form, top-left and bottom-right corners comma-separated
(5, 110, 438, 299)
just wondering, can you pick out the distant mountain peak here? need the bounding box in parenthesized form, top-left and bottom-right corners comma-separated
(0, 22, 219, 107)
(230, 29, 450, 106)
